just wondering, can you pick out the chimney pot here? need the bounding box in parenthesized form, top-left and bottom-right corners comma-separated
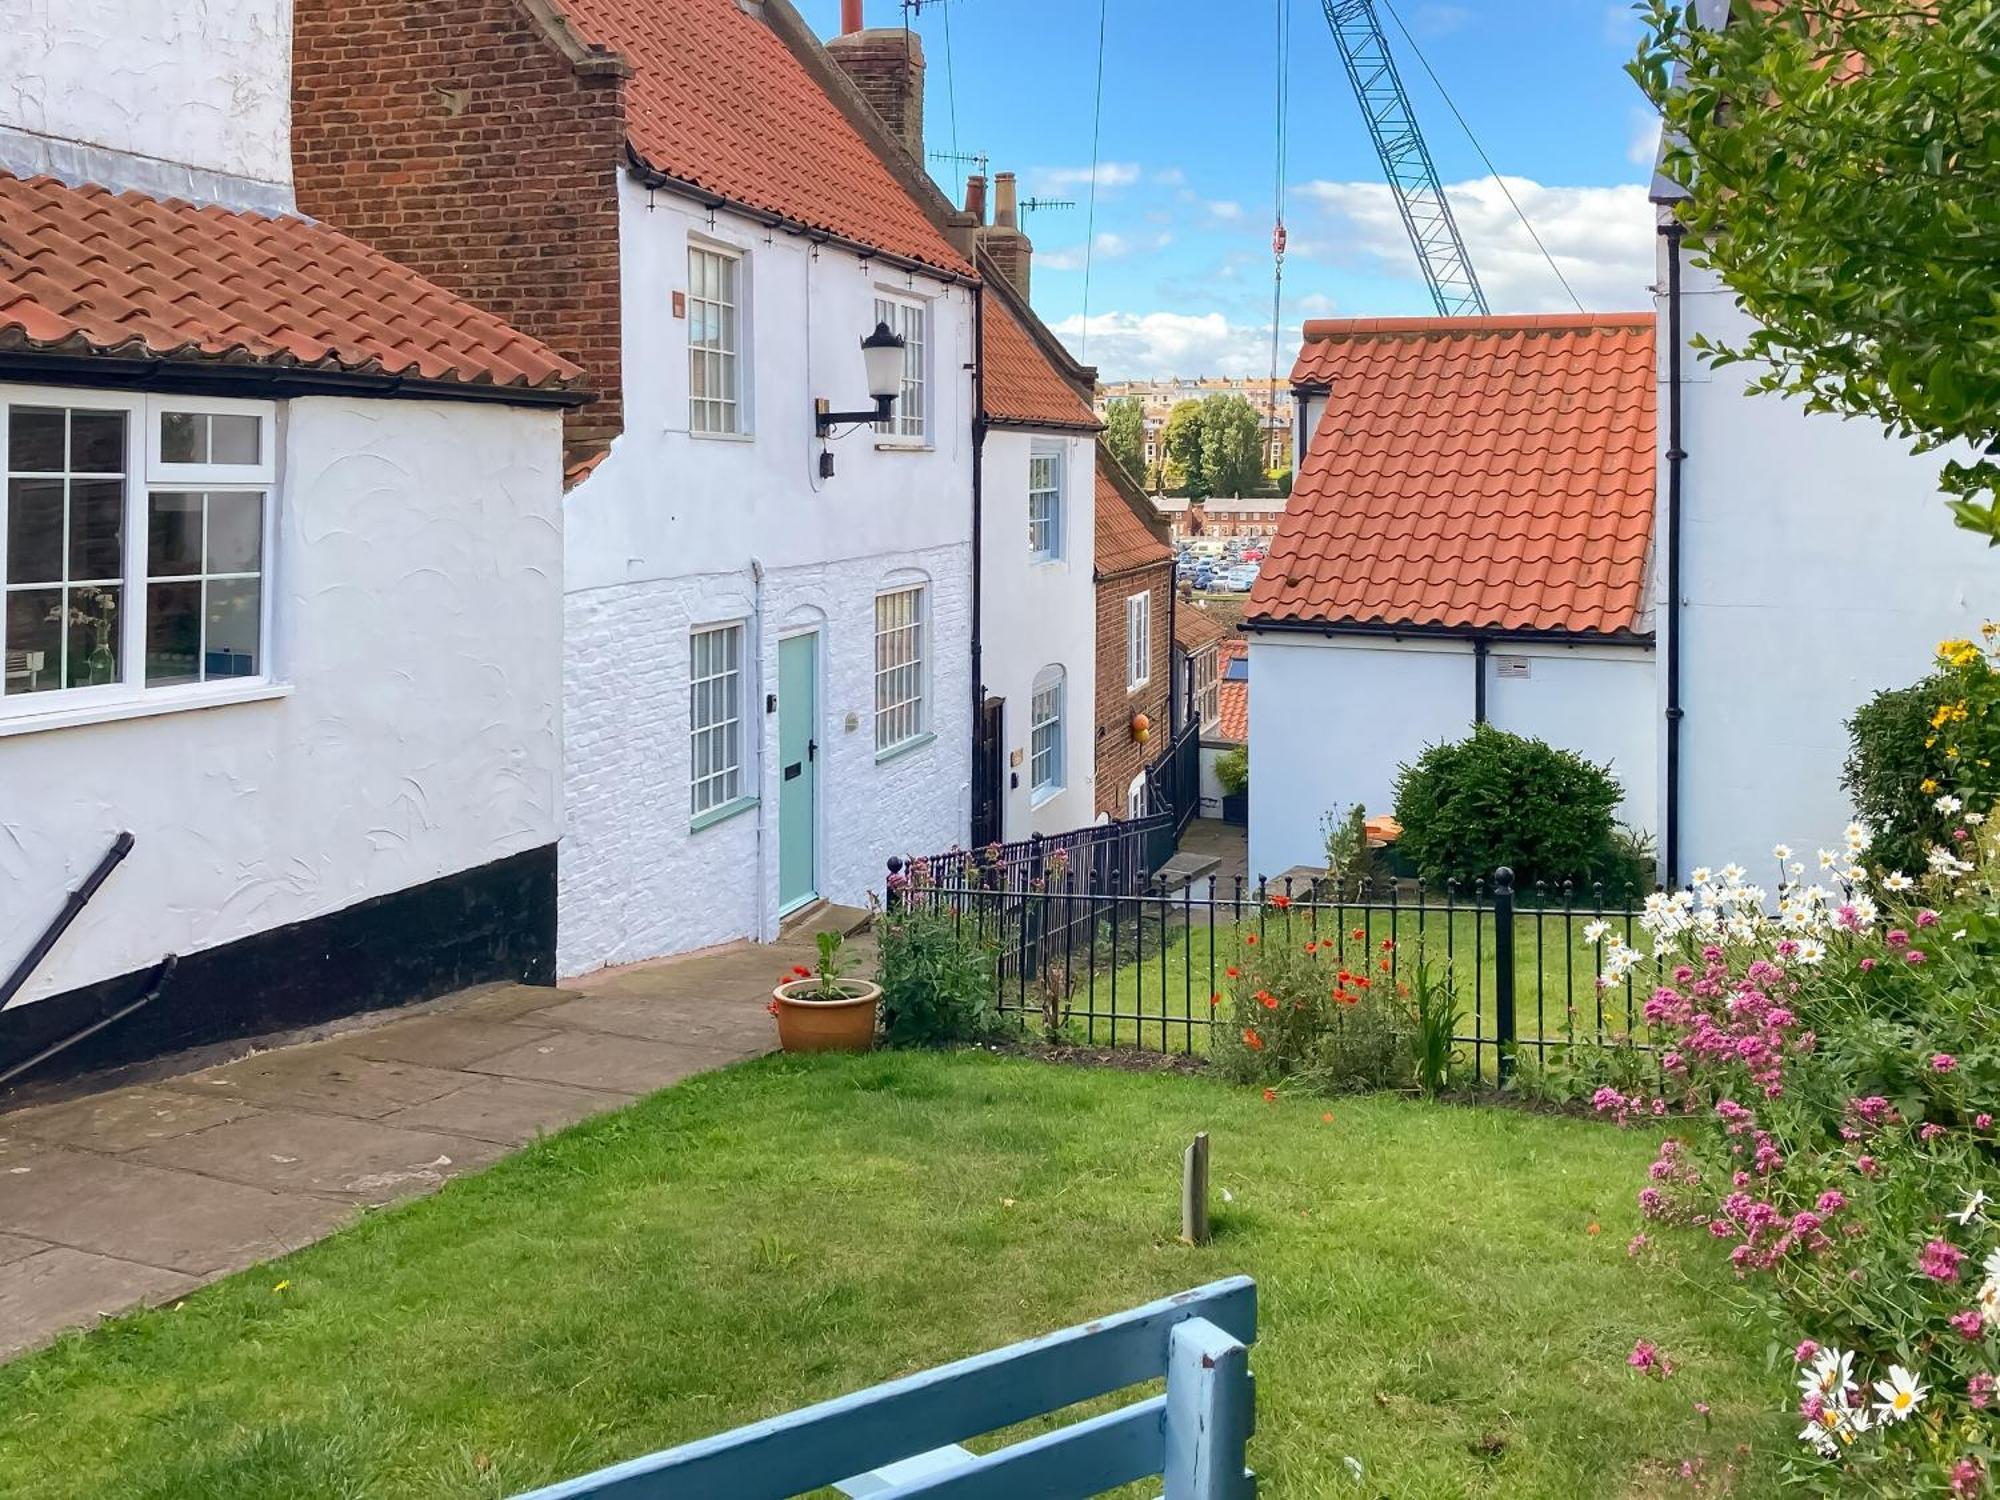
(993, 171, 1018, 229)
(825, 12, 926, 161)
(841, 0, 862, 33)
(964, 173, 987, 226)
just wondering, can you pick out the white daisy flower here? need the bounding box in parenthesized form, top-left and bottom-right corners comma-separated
(1935, 794, 1964, 815)
(1984, 1247, 2000, 1282)
(1950, 1189, 1988, 1226)
(1978, 1277, 2000, 1328)
(1720, 862, 1747, 885)
(1818, 848, 1840, 870)
(1953, 929, 1968, 941)
(1582, 919, 1611, 945)
(1795, 939, 1826, 966)
(1845, 822, 1870, 851)
(1772, 843, 1793, 861)
(1789, 860, 1806, 877)
(1800, 1347, 1856, 1402)
(1881, 871, 1914, 892)
(1966, 811, 1986, 826)
(1690, 866, 1712, 887)
(1871, 1365, 1925, 1424)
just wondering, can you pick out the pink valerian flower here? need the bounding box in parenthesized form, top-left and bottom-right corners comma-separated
(1857, 1155, 1880, 1176)
(1627, 1340, 1673, 1377)
(1859, 957, 1879, 972)
(1816, 1190, 1847, 1213)
(1920, 1239, 1967, 1283)
(1980, 1113, 1995, 1131)
(1886, 928, 1910, 949)
(1627, 1232, 1649, 1256)
(1951, 1458, 1984, 1497)
(1935, 1053, 1960, 1073)
(1952, 1308, 1985, 1339)
(1922, 1122, 1947, 1142)
(1970, 1373, 1995, 1410)
(1906, 949, 1928, 964)
(1794, 1339, 1821, 1364)
(1850, 1095, 1898, 1127)
(1917, 908, 1940, 927)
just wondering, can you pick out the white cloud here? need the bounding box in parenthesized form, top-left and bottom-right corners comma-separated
(1292, 175, 1656, 312)
(1416, 3, 1472, 35)
(1038, 231, 1134, 273)
(1029, 162, 1142, 195)
(1047, 311, 1274, 381)
(1204, 199, 1245, 223)
(1152, 166, 1187, 187)
(1626, 105, 1662, 167)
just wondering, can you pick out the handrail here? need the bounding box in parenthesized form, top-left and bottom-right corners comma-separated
(0, 831, 134, 1012)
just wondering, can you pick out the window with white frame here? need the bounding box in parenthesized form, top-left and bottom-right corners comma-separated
(1029, 665, 1064, 796)
(689, 622, 746, 817)
(874, 585, 925, 752)
(1125, 590, 1152, 691)
(873, 295, 926, 441)
(3, 393, 273, 713)
(688, 245, 743, 435)
(1028, 446, 1065, 560)
(1195, 644, 1220, 734)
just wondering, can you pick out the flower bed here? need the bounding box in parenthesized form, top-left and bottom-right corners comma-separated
(1591, 813, 2000, 1494)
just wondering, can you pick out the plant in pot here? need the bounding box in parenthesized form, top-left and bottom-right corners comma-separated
(769, 931, 882, 1053)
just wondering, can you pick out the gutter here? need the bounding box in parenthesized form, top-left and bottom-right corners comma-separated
(1660, 217, 1687, 885)
(0, 352, 592, 410)
(1240, 616, 1656, 650)
(626, 151, 980, 291)
(1473, 636, 1489, 724)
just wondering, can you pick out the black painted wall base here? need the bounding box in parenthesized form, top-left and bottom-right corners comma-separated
(0, 844, 556, 1091)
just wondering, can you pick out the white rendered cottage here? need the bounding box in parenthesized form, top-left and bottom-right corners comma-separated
(0, 0, 582, 1084)
(1246, 314, 1658, 880)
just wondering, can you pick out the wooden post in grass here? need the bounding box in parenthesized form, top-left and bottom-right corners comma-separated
(1182, 1131, 1211, 1245)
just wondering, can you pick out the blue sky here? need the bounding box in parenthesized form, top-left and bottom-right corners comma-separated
(795, 0, 1664, 379)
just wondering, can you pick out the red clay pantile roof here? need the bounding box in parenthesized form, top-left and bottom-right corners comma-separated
(1096, 455, 1173, 577)
(984, 293, 1098, 430)
(1258, 313, 1656, 637)
(556, 0, 970, 275)
(1175, 604, 1231, 654)
(0, 173, 583, 394)
(1216, 639, 1247, 744)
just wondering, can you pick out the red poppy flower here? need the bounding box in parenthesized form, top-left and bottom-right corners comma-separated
(1355, 976, 1372, 990)
(1244, 933, 1259, 946)
(792, 965, 812, 978)
(1380, 938, 1396, 952)
(1243, 1028, 1265, 1050)
(1378, 957, 1392, 972)
(1258, 991, 1278, 1010)
(1209, 991, 1222, 1007)
(1304, 941, 1318, 954)
(1262, 1088, 1278, 1103)
(1270, 894, 1292, 910)
(1226, 965, 1241, 979)
(1321, 1111, 1334, 1124)
(1350, 927, 1365, 940)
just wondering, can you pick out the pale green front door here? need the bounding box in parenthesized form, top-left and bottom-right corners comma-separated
(778, 633, 818, 914)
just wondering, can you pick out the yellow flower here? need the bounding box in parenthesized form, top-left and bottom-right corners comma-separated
(1921, 778, 1940, 794)
(272, 1280, 291, 1293)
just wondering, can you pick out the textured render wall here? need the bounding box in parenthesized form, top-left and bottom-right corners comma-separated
(0, 396, 564, 1005)
(1, 0, 292, 192)
(1094, 561, 1174, 817)
(558, 187, 976, 976)
(1247, 635, 1654, 879)
(981, 427, 1098, 839)
(291, 0, 627, 469)
(1659, 244, 2000, 872)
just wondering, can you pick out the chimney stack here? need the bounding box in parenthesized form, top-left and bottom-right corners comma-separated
(825, 6, 926, 163)
(963, 173, 987, 226)
(979, 170, 1033, 303)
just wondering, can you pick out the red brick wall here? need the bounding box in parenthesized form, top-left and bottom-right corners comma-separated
(292, 0, 627, 470)
(1094, 561, 1174, 817)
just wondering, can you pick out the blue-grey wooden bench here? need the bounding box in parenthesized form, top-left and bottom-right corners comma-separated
(510, 1276, 1257, 1500)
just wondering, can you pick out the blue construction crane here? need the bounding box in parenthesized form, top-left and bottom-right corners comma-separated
(1321, 0, 1489, 317)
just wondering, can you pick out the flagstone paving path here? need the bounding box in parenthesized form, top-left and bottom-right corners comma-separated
(0, 912, 871, 1360)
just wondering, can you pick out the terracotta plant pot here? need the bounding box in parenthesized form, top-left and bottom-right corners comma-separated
(771, 979, 882, 1053)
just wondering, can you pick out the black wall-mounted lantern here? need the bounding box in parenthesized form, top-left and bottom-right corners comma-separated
(814, 320, 906, 440)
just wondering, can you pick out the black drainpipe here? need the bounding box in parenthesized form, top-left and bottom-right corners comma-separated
(1473, 636, 1489, 724)
(970, 283, 986, 769)
(1661, 218, 1687, 886)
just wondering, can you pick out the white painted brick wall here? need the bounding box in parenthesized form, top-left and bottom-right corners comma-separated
(559, 543, 971, 977)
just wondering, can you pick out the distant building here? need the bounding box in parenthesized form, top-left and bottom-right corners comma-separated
(1153, 497, 1289, 544)
(1096, 377, 1293, 477)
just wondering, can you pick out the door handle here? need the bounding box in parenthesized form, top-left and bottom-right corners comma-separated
(808, 738, 818, 762)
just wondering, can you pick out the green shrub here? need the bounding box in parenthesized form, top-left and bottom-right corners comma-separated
(1214, 746, 1249, 797)
(1407, 956, 1460, 1095)
(1391, 724, 1625, 891)
(1844, 672, 1958, 877)
(875, 904, 1000, 1047)
(1320, 803, 1378, 890)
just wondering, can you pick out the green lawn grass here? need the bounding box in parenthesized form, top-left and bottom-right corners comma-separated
(1041, 903, 1653, 1072)
(0, 1052, 1776, 1498)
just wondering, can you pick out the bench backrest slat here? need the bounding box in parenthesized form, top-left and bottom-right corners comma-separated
(512, 1277, 1255, 1500)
